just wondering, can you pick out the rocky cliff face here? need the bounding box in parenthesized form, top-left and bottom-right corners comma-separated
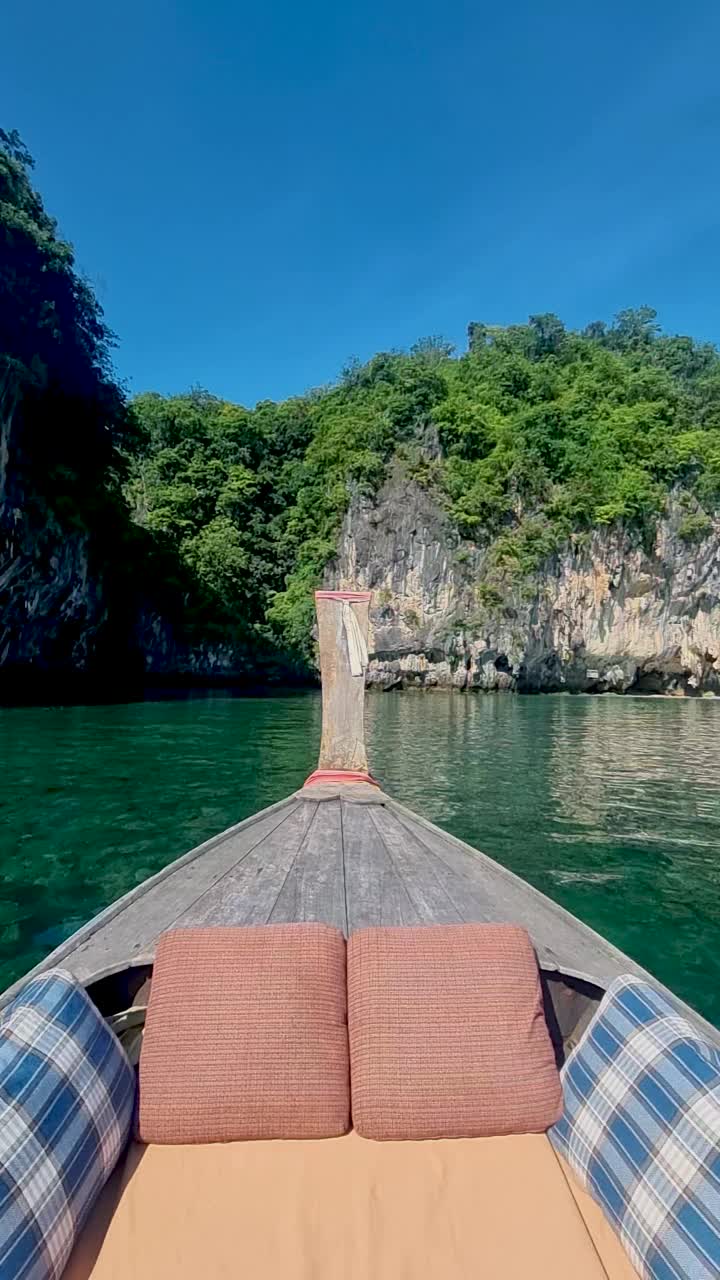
(0, 401, 282, 692)
(328, 465, 720, 695)
(0, 528, 272, 694)
(0, 390, 110, 692)
(134, 613, 297, 684)
(0, 504, 106, 682)
(0, 508, 298, 696)
(4, 446, 719, 697)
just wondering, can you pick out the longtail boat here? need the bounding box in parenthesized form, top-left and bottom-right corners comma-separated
(0, 590, 718, 1280)
(1, 590, 715, 1050)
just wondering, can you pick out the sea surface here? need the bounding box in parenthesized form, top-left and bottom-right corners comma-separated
(1, 691, 719, 1022)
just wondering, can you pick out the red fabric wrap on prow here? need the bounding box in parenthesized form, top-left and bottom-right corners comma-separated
(304, 769, 379, 787)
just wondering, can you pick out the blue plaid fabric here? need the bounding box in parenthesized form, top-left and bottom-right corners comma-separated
(0, 970, 135, 1280)
(550, 975, 720, 1280)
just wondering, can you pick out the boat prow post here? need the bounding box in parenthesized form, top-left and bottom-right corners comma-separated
(304, 589, 379, 789)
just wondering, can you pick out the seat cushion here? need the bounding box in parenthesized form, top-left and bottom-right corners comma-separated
(550, 975, 720, 1280)
(0, 970, 134, 1280)
(64, 1132, 616, 1280)
(347, 923, 562, 1139)
(137, 924, 349, 1143)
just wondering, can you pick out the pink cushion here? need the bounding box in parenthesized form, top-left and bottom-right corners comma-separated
(347, 923, 563, 1139)
(138, 924, 349, 1143)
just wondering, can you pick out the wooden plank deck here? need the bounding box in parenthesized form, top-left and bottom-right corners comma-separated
(2, 783, 718, 1046)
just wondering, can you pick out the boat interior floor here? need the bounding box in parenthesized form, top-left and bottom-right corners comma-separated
(65, 1130, 638, 1280)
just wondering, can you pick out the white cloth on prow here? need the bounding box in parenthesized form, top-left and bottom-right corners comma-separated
(342, 601, 368, 677)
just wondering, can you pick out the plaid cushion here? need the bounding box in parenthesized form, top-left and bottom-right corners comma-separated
(550, 975, 720, 1280)
(0, 969, 135, 1280)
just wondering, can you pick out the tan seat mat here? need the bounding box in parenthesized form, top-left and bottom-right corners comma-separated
(554, 1152, 639, 1280)
(65, 1131, 624, 1279)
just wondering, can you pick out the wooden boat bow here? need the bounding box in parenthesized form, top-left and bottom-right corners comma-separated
(1, 587, 718, 1056)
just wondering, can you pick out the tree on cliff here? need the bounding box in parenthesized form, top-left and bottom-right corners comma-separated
(0, 128, 131, 524)
(131, 312, 720, 661)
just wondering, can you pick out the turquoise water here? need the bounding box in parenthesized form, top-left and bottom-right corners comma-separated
(1, 692, 719, 1022)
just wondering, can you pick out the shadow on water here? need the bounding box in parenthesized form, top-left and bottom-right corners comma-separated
(1, 690, 719, 1023)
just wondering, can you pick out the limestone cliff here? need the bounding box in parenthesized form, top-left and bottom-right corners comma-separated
(0, 497, 298, 696)
(4, 450, 719, 696)
(0, 516, 282, 693)
(0, 397, 283, 692)
(327, 466, 720, 695)
(0, 513, 105, 676)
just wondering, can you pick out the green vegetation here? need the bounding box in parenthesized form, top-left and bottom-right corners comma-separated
(0, 128, 132, 529)
(129, 347, 449, 660)
(3, 129, 719, 675)
(677, 511, 714, 543)
(131, 311, 720, 659)
(474, 582, 504, 612)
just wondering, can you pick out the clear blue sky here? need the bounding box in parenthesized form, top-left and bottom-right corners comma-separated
(4, 2, 720, 405)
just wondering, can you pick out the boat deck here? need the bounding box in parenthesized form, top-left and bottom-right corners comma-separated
(3, 779, 718, 1046)
(0, 782, 659, 1002)
(5, 588, 717, 1051)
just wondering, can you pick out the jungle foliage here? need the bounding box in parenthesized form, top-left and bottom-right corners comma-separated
(0, 128, 133, 529)
(4, 129, 719, 670)
(130, 311, 720, 658)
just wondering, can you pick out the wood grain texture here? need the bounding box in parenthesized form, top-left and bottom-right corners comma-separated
(316, 596, 369, 772)
(0, 797, 298, 1002)
(342, 798, 419, 932)
(385, 795, 719, 1042)
(270, 799, 347, 931)
(175, 800, 319, 928)
(64, 801, 299, 980)
(387, 799, 625, 975)
(367, 806, 464, 925)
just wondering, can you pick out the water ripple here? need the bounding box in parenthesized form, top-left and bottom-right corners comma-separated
(1, 691, 719, 1024)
